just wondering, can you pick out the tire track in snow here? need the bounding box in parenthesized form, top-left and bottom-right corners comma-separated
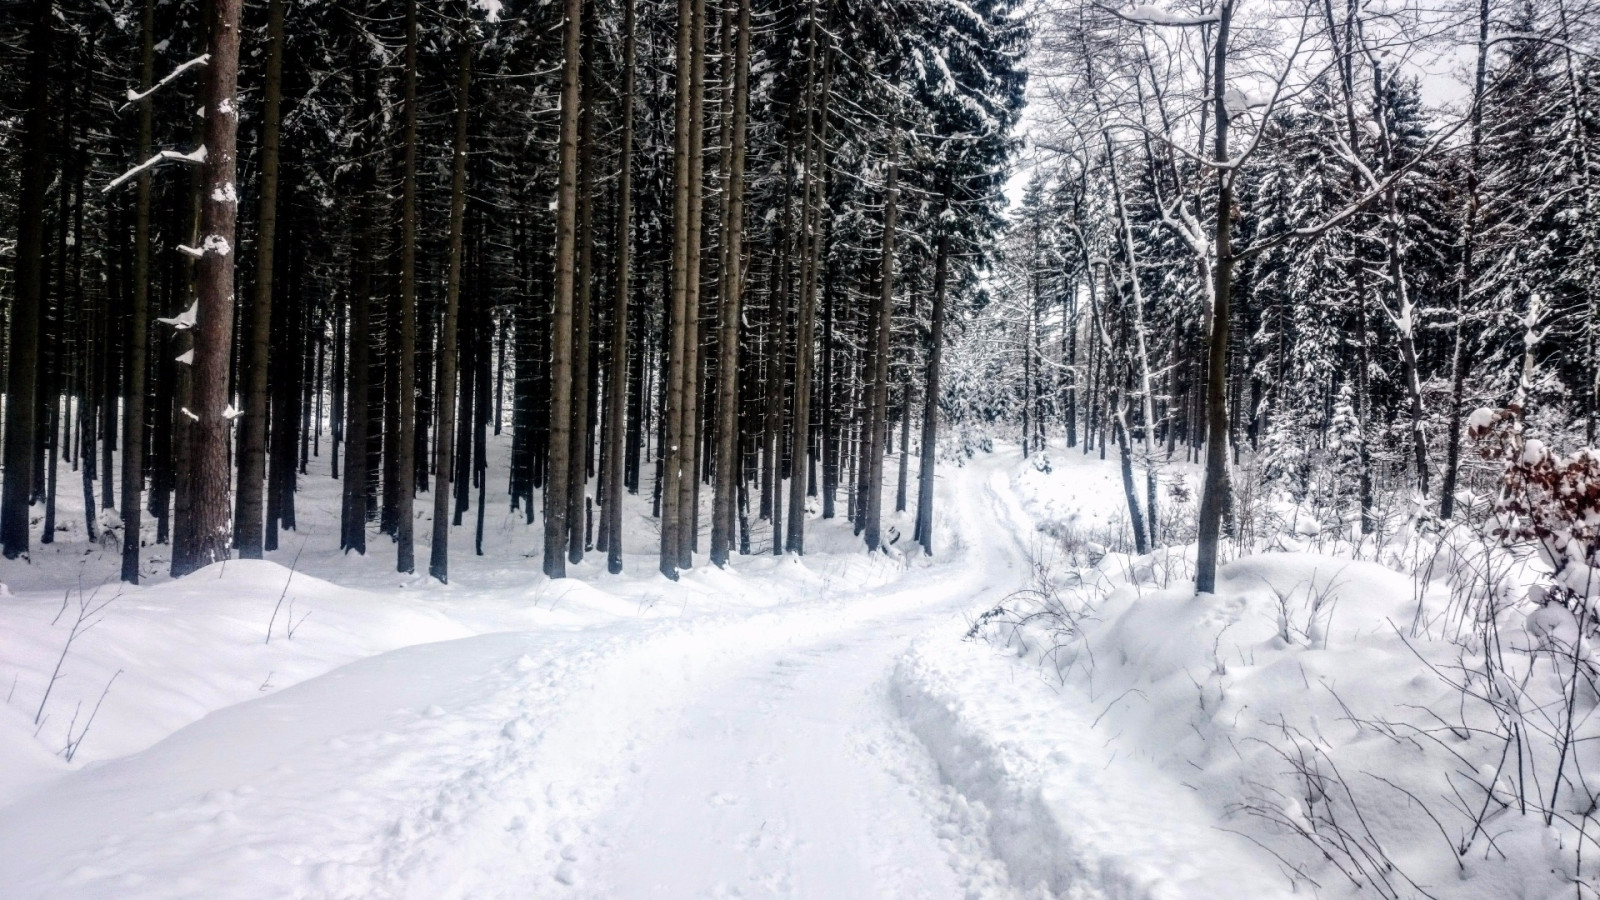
(890, 450, 1296, 899)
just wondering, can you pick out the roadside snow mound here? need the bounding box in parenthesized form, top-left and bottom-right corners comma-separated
(943, 450, 1589, 898)
(895, 636, 1292, 899)
(0, 560, 469, 804)
(1029, 553, 1578, 899)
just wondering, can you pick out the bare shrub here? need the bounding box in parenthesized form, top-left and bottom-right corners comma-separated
(965, 535, 1107, 685)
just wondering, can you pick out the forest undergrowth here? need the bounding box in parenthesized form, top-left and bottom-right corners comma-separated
(967, 412, 1600, 898)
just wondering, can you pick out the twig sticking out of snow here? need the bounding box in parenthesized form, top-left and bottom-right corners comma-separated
(62, 669, 122, 763)
(286, 600, 310, 640)
(35, 584, 120, 727)
(266, 546, 306, 644)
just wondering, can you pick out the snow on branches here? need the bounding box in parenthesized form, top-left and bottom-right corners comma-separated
(1103, 3, 1219, 26)
(118, 54, 210, 111)
(103, 145, 207, 193)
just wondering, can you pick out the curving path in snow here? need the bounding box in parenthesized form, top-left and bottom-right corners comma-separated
(0, 452, 1288, 899)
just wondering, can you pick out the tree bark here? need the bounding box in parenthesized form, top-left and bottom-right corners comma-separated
(659, 0, 694, 578)
(568, 7, 596, 565)
(786, 30, 829, 554)
(121, 0, 156, 580)
(545, 0, 581, 578)
(604, 0, 637, 574)
(675, 0, 708, 569)
(863, 126, 898, 552)
(266, 225, 300, 548)
(711, 0, 750, 567)
(396, 0, 420, 571)
(1, 0, 54, 560)
(1102, 129, 1159, 549)
(1438, 0, 1489, 520)
(430, 37, 473, 583)
(1194, 1, 1233, 595)
(233, 0, 283, 560)
(340, 51, 377, 557)
(914, 223, 948, 553)
(172, 0, 243, 576)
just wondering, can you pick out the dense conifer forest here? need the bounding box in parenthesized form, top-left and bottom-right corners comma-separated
(0, 0, 1025, 580)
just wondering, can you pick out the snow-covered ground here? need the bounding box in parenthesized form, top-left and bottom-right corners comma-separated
(951, 448, 1591, 899)
(0, 436, 1583, 897)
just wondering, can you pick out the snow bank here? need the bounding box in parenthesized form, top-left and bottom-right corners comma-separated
(0, 560, 470, 804)
(1049, 553, 1574, 898)
(907, 447, 1588, 898)
(0, 425, 928, 813)
(895, 637, 1291, 899)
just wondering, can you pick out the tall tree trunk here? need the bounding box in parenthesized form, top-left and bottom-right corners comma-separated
(381, 275, 402, 534)
(711, 0, 750, 567)
(659, 0, 694, 578)
(473, 283, 490, 555)
(430, 37, 473, 583)
(765, 241, 787, 553)
(494, 316, 505, 436)
(1439, 0, 1489, 519)
(121, 0, 156, 580)
(1102, 130, 1159, 549)
(331, 294, 344, 479)
(100, 295, 118, 512)
(545, 0, 579, 578)
(568, 8, 596, 565)
(625, 259, 646, 494)
(1116, 401, 1150, 554)
(760, 246, 781, 527)
(1195, 1, 1233, 595)
(863, 126, 898, 552)
(821, 258, 839, 519)
(1, 0, 53, 560)
(675, 0, 708, 569)
(172, 0, 243, 576)
(914, 222, 948, 553)
(452, 274, 475, 526)
(150, 191, 178, 543)
(786, 33, 828, 554)
(604, 0, 637, 574)
(267, 224, 301, 548)
(1022, 273, 1032, 459)
(396, 0, 420, 572)
(1364, 57, 1430, 497)
(167, 66, 203, 556)
(340, 54, 377, 557)
(895, 391, 910, 512)
(1064, 270, 1077, 448)
(234, 0, 283, 559)
(82, 307, 99, 541)
(41, 63, 74, 545)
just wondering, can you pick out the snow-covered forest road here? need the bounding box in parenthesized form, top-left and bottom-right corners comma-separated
(0, 452, 1299, 899)
(0, 457, 1018, 898)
